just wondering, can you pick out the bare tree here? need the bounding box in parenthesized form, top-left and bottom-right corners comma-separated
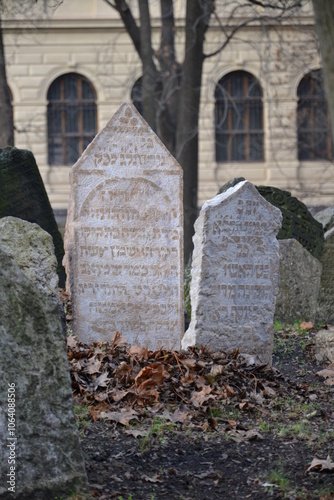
(105, 0, 311, 261)
(104, 0, 214, 261)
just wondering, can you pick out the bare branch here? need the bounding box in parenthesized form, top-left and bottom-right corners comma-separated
(103, 0, 141, 57)
(204, 16, 257, 58)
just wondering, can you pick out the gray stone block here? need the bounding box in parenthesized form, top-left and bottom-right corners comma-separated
(0, 248, 88, 499)
(275, 239, 322, 324)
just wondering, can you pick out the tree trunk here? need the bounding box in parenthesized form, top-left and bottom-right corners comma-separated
(112, 0, 214, 262)
(138, 0, 157, 133)
(0, 12, 14, 147)
(176, 0, 213, 262)
(311, 0, 334, 142)
(155, 0, 181, 155)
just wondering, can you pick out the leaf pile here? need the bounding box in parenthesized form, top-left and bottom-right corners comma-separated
(68, 332, 290, 429)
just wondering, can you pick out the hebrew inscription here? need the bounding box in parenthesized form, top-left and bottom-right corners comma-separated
(182, 181, 282, 365)
(64, 103, 183, 350)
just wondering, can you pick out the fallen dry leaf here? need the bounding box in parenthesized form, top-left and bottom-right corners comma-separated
(300, 321, 314, 331)
(128, 345, 149, 360)
(307, 456, 334, 473)
(93, 372, 110, 390)
(67, 334, 77, 348)
(99, 408, 138, 426)
(124, 429, 148, 438)
(135, 364, 169, 387)
(316, 368, 334, 379)
(83, 357, 101, 374)
(210, 364, 225, 377)
(191, 386, 214, 408)
(162, 408, 189, 424)
(142, 474, 163, 483)
(180, 358, 197, 369)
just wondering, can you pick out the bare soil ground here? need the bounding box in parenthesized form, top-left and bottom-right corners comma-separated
(65, 315, 334, 500)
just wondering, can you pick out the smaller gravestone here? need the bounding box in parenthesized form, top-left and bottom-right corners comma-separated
(182, 181, 282, 365)
(64, 103, 183, 350)
(316, 227, 334, 324)
(256, 185, 324, 260)
(275, 239, 322, 323)
(0, 147, 66, 287)
(0, 248, 88, 499)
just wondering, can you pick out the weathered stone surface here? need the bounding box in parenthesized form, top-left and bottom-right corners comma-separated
(0, 249, 88, 499)
(64, 102, 183, 350)
(275, 239, 322, 324)
(182, 181, 282, 365)
(256, 185, 324, 260)
(315, 327, 334, 362)
(0, 147, 66, 287)
(316, 227, 334, 324)
(0, 217, 59, 303)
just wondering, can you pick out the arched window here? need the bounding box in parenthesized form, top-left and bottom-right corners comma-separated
(215, 71, 264, 162)
(297, 69, 332, 160)
(47, 73, 97, 165)
(131, 77, 143, 116)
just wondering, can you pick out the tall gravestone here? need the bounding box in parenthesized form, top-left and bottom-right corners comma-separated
(0, 249, 88, 499)
(0, 147, 66, 287)
(182, 181, 282, 365)
(64, 103, 183, 350)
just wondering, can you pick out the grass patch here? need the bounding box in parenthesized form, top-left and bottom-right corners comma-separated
(74, 404, 91, 430)
(138, 417, 175, 452)
(263, 461, 291, 495)
(273, 322, 316, 355)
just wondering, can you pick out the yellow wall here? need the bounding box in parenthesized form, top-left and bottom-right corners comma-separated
(3, 0, 334, 211)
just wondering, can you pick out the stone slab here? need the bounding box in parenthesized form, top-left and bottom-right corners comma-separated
(0, 248, 88, 499)
(182, 181, 282, 365)
(0, 147, 66, 287)
(64, 102, 183, 350)
(316, 227, 334, 324)
(275, 239, 322, 324)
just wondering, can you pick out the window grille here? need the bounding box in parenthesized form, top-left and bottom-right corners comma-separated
(297, 69, 332, 161)
(215, 71, 264, 162)
(47, 73, 97, 165)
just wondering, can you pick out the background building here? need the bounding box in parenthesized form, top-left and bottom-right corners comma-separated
(3, 0, 333, 225)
